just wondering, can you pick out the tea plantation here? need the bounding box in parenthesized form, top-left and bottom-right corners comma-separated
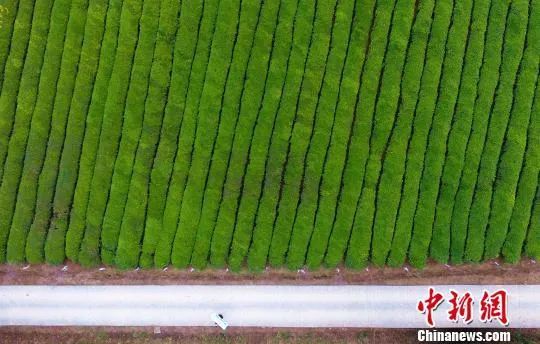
(0, 0, 537, 270)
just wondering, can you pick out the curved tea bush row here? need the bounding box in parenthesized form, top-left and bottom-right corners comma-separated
(242, 0, 315, 269)
(0, 0, 53, 262)
(77, 0, 144, 266)
(153, 0, 220, 268)
(229, 0, 316, 269)
(0, 0, 19, 90)
(325, 0, 399, 268)
(171, 0, 242, 269)
(431, 0, 491, 264)
(114, 0, 184, 269)
(27, 0, 88, 264)
(286, 0, 355, 270)
(0, 0, 35, 184)
(524, 180, 540, 259)
(33, 0, 89, 265)
(348, 0, 415, 268)
(386, 0, 455, 267)
(7, 0, 73, 263)
(189, 0, 264, 269)
(269, 0, 340, 270)
(99, 0, 162, 266)
(44, 0, 111, 265)
(237, 0, 301, 272)
(503, 81, 539, 263)
(370, 0, 435, 267)
(209, 0, 283, 271)
(254, 0, 338, 270)
(162, 0, 221, 268)
(64, 0, 123, 262)
(486, 1, 539, 258)
(409, 0, 474, 268)
(139, 0, 204, 268)
(304, 0, 377, 269)
(466, 0, 529, 262)
(268, 1, 358, 270)
(210, 0, 311, 269)
(450, 0, 511, 264)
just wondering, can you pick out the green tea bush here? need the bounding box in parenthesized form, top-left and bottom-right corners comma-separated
(386, 0, 455, 267)
(325, 0, 398, 268)
(45, 0, 111, 265)
(348, 0, 415, 268)
(210, 0, 313, 269)
(304, 0, 376, 269)
(286, 0, 354, 270)
(140, 0, 205, 268)
(237, 0, 300, 272)
(100, 0, 162, 266)
(450, 0, 511, 263)
(209, 0, 282, 271)
(64, 0, 123, 262)
(114, 0, 183, 269)
(370, 0, 435, 266)
(503, 83, 539, 263)
(153, 0, 219, 268)
(431, 0, 490, 264)
(410, 0, 473, 268)
(189, 0, 264, 269)
(466, 0, 528, 262)
(486, 1, 538, 259)
(0, 0, 20, 90)
(0, 0, 35, 185)
(77, 0, 144, 266)
(37, 0, 90, 265)
(524, 182, 540, 259)
(9, 0, 83, 263)
(220, 0, 315, 269)
(170, 0, 242, 269)
(0, 0, 53, 262)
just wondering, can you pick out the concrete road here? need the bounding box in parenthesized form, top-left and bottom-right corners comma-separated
(0, 285, 538, 328)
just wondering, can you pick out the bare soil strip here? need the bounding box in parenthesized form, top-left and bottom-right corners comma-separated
(0, 259, 538, 285)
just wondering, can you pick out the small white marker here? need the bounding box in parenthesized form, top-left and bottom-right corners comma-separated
(531, 259, 537, 264)
(336, 268, 340, 273)
(61, 266, 68, 272)
(189, 267, 195, 272)
(365, 267, 369, 272)
(135, 267, 140, 271)
(225, 268, 229, 272)
(162, 267, 168, 272)
(153, 326, 161, 334)
(211, 313, 228, 330)
(404, 267, 409, 272)
(99, 267, 106, 271)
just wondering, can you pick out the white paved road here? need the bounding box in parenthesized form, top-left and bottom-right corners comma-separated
(0, 285, 538, 328)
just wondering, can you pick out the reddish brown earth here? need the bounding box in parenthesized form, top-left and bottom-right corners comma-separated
(0, 258, 538, 285)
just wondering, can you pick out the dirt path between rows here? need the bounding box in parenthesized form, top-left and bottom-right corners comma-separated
(0, 258, 538, 285)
